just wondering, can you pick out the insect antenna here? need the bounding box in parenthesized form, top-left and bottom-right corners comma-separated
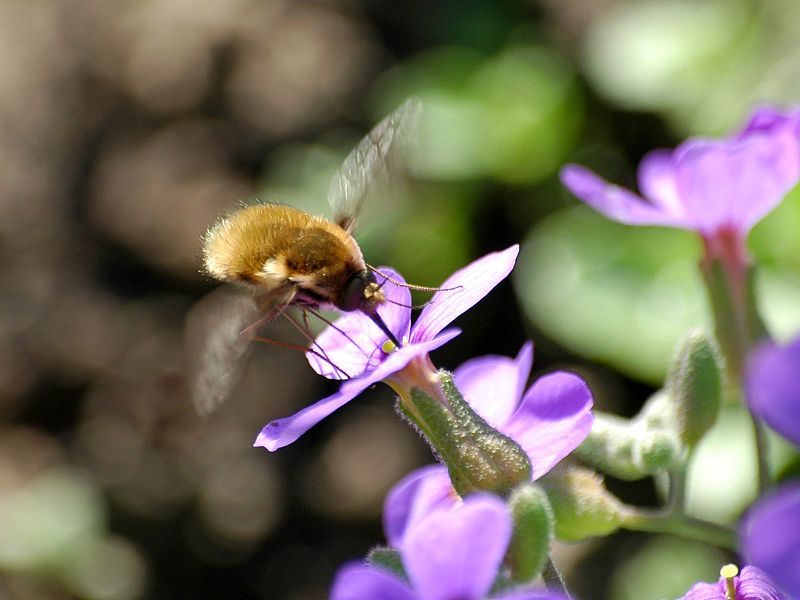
(367, 264, 464, 310)
(367, 265, 463, 294)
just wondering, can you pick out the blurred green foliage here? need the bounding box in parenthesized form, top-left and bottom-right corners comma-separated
(610, 536, 726, 600)
(516, 190, 800, 384)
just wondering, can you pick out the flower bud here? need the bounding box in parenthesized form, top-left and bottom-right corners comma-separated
(506, 484, 553, 583)
(540, 465, 624, 542)
(637, 428, 681, 472)
(402, 372, 532, 497)
(575, 413, 650, 480)
(667, 330, 722, 449)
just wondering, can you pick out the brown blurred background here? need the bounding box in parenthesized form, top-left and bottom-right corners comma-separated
(4, 0, 800, 598)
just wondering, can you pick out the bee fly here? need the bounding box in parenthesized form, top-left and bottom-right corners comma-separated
(188, 98, 422, 414)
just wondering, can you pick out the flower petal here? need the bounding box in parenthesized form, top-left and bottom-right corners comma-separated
(403, 494, 511, 600)
(330, 563, 416, 600)
(745, 335, 800, 446)
(742, 485, 800, 598)
(493, 591, 570, 600)
(560, 164, 689, 228)
(254, 383, 367, 451)
(453, 342, 533, 429)
(637, 149, 684, 216)
(674, 134, 800, 236)
(383, 465, 458, 547)
(736, 565, 791, 600)
(411, 246, 519, 344)
(339, 329, 461, 396)
(308, 268, 412, 380)
(735, 106, 800, 140)
(678, 580, 724, 600)
(503, 372, 593, 480)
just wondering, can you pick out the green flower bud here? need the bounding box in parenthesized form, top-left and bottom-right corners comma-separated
(401, 372, 532, 497)
(506, 484, 553, 583)
(637, 390, 674, 430)
(575, 412, 649, 481)
(667, 330, 722, 449)
(540, 466, 624, 542)
(637, 428, 681, 472)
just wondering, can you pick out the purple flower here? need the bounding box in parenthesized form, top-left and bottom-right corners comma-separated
(383, 342, 593, 545)
(561, 107, 800, 248)
(678, 565, 788, 600)
(254, 246, 520, 451)
(741, 483, 800, 598)
(331, 494, 566, 600)
(745, 334, 800, 446)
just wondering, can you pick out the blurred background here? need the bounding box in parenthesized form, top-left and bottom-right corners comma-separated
(2, 0, 800, 598)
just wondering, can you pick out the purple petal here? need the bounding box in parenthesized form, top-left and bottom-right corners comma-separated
(502, 372, 594, 480)
(678, 566, 789, 600)
(745, 336, 800, 446)
(493, 592, 570, 600)
(330, 563, 416, 600)
(403, 494, 511, 600)
(737, 566, 792, 600)
(308, 268, 412, 380)
(411, 246, 519, 344)
(742, 484, 800, 598)
(560, 164, 690, 228)
(383, 465, 458, 547)
(307, 310, 389, 380)
(453, 342, 533, 429)
(254, 384, 367, 452)
(339, 329, 462, 396)
(735, 106, 800, 139)
(674, 134, 800, 236)
(637, 149, 684, 216)
(678, 580, 724, 600)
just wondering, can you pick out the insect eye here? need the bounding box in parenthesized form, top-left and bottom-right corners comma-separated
(338, 274, 368, 311)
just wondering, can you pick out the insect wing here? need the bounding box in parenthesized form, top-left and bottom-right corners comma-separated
(185, 287, 262, 415)
(327, 97, 422, 232)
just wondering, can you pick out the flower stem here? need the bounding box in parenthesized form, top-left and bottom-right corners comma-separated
(666, 466, 687, 514)
(750, 414, 770, 494)
(700, 229, 766, 387)
(620, 508, 737, 550)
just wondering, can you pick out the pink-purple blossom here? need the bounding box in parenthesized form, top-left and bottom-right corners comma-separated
(745, 334, 800, 446)
(741, 483, 800, 598)
(254, 246, 519, 451)
(383, 342, 593, 545)
(678, 565, 788, 600)
(560, 107, 800, 246)
(331, 494, 566, 600)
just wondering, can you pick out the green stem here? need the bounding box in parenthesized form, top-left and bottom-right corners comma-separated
(750, 415, 770, 494)
(666, 466, 687, 514)
(621, 508, 738, 550)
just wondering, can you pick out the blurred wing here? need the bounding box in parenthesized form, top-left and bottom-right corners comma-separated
(328, 97, 422, 233)
(185, 287, 262, 415)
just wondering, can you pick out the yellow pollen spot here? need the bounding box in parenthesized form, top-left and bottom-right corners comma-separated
(382, 339, 397, 354)
(720, 564, 738, 600)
